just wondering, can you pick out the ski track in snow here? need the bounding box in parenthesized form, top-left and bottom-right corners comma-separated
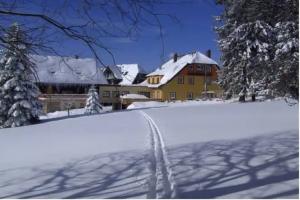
(139, 111, 177, 199)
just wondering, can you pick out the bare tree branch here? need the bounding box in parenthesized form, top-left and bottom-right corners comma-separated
(0, 0, 178, 68)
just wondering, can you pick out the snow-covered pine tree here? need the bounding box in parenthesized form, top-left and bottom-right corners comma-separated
(272, 21, 299, 99)
(0, 23, 42, 128)
(0, 49, 10, 126)
(85, 86, 102, 114)
(217, 20, 273, 101)
(216, 0, 298, 101)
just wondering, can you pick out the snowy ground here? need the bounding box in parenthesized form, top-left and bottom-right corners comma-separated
(39, 106, 112, 120)
(0, 100, 298, 198)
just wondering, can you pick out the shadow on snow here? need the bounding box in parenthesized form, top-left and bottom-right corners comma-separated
(0, 130, 298, 198)
(0, 150, 150, 198)
(168, 130, 299, 199)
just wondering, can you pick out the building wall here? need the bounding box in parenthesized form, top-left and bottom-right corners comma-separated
(99, 85, 151, 104)
(38, 83, 94, 113)
(38, 63, 223, 113)
(148, 64, 223, 101)
(39, 94, 87, 113)
(159, 74, 222, 101)
(151, 89, 163, 99)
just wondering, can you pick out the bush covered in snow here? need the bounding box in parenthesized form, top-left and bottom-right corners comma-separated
(85, 86, 102, 114)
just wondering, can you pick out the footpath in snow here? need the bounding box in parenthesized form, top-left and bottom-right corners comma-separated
(0, 100, 298, 198)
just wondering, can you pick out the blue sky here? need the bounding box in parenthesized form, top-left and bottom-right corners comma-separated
(108, 1, 223, 72)
(50, 1, 223, 73)
(4, 0, 223, 73)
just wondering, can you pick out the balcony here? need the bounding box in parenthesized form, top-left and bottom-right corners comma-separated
(39, 94, 88, 101)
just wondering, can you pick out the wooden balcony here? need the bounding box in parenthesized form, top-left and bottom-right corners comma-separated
(39, 94, 88, 101)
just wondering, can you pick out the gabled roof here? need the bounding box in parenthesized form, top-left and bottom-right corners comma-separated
(104, 64, 146, 85)
(31, 55, 108, 85)
(117, 64, 146, 85)
(104, 65, 123, 80)
(140, 51, 218, 88)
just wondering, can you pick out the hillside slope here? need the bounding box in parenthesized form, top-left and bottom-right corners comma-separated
(0, 100, 298, 198)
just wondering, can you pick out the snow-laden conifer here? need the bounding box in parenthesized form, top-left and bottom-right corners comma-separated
(271, 22, 299, 98)
(0, 23, 42, 128)
(216, 0, 298, 101)
(85, 86, 102, 114)
(218, 20, 273, 101)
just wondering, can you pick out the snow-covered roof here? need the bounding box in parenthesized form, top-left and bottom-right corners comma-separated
(103, 64, 145, 85)
(120, 93, 149, 99)
(31, 55, 108, 85)
(117, 64, 146, 85)
(105, 65, 123, 80)
(140, 51, 218, 88)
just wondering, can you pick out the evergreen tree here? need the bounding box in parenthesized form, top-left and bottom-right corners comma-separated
(216, 0, 298, 101)
(217, 20, 273, 101)
(0, 23, 42, 128)
(85, 86, 102, 114)
(272, 21, 299, 98)
(0, 50, 10, 125)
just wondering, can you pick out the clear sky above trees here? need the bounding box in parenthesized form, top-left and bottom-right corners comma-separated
(0, 0, 223, 72)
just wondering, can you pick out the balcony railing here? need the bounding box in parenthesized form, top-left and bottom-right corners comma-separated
(39, 94, 88, 100)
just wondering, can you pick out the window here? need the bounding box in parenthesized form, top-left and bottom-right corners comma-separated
(188, 76, 194, 85)
(188, 65, 194, 73)
(196, 65, 204, 72)
(169, 92, 176, 100)
(206, 65, 212, 73)
(103, 91, 110, 97)
(177, 76, 184, 84)
(187, 92, 193, 100)
(112, 91, 120, 97)
(156, 77, 159, 84)
(155, 90, 161, 99)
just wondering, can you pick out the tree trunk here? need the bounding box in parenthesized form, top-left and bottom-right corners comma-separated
(251, 94, 256, 101)
(239, 95, 245, 102)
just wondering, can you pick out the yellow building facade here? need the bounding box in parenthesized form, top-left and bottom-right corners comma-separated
(149, 74, 222, 101)
(145, 62, 223, 101)
(99, 52, 224, 108)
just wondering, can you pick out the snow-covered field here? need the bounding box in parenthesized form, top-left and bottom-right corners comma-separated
(39, 106, 112, 120)
(0, 100, 298, 198)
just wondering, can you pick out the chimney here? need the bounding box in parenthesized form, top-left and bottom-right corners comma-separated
(173, 53, 178, 62)
(206, 49, 211, 58)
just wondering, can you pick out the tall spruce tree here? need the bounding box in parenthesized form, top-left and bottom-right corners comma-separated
(0, 23, 42, 128)
(272, 22, 299, 98)
(217, 19, 273, 101)
(216, 0, 298, 101)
